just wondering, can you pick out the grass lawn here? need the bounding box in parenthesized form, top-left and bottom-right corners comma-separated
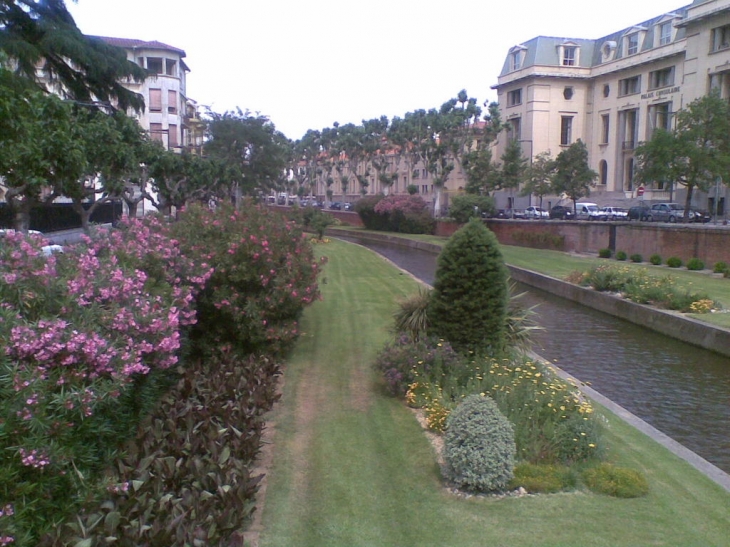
(257, 238, 730, 547)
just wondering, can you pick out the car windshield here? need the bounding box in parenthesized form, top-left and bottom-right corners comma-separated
(587, 206, 598, 212)
(669, 204, 684, 210)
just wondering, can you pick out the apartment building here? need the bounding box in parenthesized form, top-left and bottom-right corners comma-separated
(493, 0, 730, 213)
(96, 37, 204, 153)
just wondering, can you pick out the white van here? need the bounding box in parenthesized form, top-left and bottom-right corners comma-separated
(575, 202, 603, 221)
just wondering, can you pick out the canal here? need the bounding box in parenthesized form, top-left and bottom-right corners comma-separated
(336, 235, 730, 474)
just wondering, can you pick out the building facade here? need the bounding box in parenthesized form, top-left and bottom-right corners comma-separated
(96, 37, 204, 154)
(493, 0, 730, 214)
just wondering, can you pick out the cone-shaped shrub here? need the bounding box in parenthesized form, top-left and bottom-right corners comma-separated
(443, 394, 515, 492)
(427, 219, 509, 355)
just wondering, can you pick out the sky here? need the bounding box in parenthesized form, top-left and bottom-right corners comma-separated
(66, 0, 687, 141)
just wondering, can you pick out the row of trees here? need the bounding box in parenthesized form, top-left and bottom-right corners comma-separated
(289, 90, 503, 214)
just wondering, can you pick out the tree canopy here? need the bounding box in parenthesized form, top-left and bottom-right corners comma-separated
(551, 140, 597, 210)
(0, 0, 148, 111)
(635, 91, 730, 217)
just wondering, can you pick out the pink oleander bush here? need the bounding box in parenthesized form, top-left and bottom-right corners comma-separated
(169, 201, 324, 357)
(0, 222, 208, 545)
(1, 203, 322, 545)
(357, 194, 435, 234)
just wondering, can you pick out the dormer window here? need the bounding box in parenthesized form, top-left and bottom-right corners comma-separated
(623, 27, 647, 56)
(627, 33, 639, 55)
(601, 41, 617, 62)
(509, 45, 527, 72)
(558, 42, 579, 67)
(659, 22, 672, 46)
(563, 46, 577, 66)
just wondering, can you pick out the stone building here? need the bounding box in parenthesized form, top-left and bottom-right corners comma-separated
(493, 0, 730, 214)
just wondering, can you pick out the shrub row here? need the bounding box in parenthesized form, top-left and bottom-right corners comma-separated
(0, 202, 322, 545)
(566, 264, 717, 313)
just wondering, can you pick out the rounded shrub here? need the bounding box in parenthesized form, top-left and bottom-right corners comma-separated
(427, 219, 509, 355)
(615, 250, 627, 261)
(649, 254, 662, 265)
(713, 261, 728, 274)
(582, 463, 649, 498)
(443, 394, 516, 493)
(598, 248, 612, 259)
(509, 463, 577, 493)
(630, 253, 643, 263)
(686, 257, 705, 271)
(666, 256, 683, 268)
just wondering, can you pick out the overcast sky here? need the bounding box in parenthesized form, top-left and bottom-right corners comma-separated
(67, 0, 685, 140)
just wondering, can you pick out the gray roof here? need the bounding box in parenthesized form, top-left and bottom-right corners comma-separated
(500, 4, 690, 77)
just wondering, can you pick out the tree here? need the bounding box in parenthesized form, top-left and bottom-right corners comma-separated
(0, 82, 85, 229)
(520, 151, 555, 208)
(204, 108, 291, 202)
(67, 109, 152, 232)
(427, 219, 509, 355)
(551, 140, 597, 213)
(462, 102, 504, 196)
(1, 0, 147, 111)
(147, 151, 226, 214)
(448, 193, 495, 223)
(635, 92, 730, 218)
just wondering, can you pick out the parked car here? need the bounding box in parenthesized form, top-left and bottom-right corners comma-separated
(646, 203, 688, 223)
(628, 204, 651, 221)
(601, 206, 628, 220)
(0, 229, 63, 256)
(524, 206, 550, 219)
(343, 202, 354, 211)
(688, 207, 712, 223)
(329, 201, 342, 210)
(575, 202, 605, 221)
(549, 205, 575, 220)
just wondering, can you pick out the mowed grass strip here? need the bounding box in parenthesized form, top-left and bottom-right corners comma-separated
(258, 238, 730, 547)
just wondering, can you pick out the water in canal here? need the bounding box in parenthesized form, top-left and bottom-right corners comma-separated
(336, 236, 730, 473)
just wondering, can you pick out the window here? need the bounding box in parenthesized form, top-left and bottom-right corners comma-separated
(649, 102, 672, 133)
(603, 84, 610, 97)
(149, 89, 162, 112)
(621, 109, 638, 150)
(147, 57, 163, 74)
(422, 169, 427, 178)
(659, 22, 672, 46)
(168, 90, 177, 113)
(619, 76, 641, 96)
(563, 46, 577, 66)
(627, 33, 639, 55)
(507, 88, 522, 106)
(712, 25, 730, 52)
(563, 87, 574, 100)
(601, 114, 610, 144)
(649, 67, 674, 90)
(511, 51, 522, 71)
(168, 124, 178, 147)
(599, 160, 608, 185)
(421, 184, 428, 194)
(150, 123, 163, 143)
(412, 169, 420, 179)
(507, 117, 521, 141)
(560, 116, 573, 146)
(165, 59, 177, 76)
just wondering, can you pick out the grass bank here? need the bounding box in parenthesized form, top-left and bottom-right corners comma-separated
(257, 238, 730, 547)
(329, 225, 730, 329)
